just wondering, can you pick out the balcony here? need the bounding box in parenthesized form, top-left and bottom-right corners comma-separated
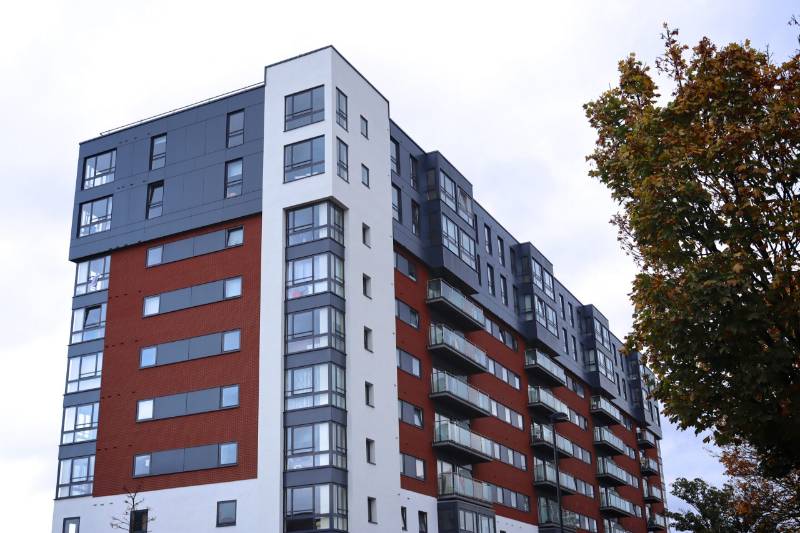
(593, 427, 625, 456)
(527, 387, 568, 417)
(430, 370, 492, 419)
(590, 395, 622, 424)
(426, 279, 485, 330)
(530, 422, 556, 452)
(533, 461, 578, 496)
(524, 350, 566, 386)
(600, 490, 637, 518)
(428, 324, 488, 374)
(640, 456, 661, 476)
(647, 512, 668, 531)
(433, 420, 493, 463)
(437, 472, 493, 505)
(637, 428, 657, 449)
(604, 519, 633, 533)
(596, 457, 628, 487)
(643, 480, 664, 503)
(538, 499, 578, 533)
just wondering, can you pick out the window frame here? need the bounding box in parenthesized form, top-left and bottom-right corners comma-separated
(284, 85, 324, 131)
(146, 180, 164, 219)
(78, 196, 113, 237)
(284, 136, 325, 182)
(226, 110, 245, 148)
(336, 138, 348, 181)
(225, 159, 243, 198)
(216, 500, 237, 527)
(82, 149, 116, 190)
(336, 88, 348, 130)
(149, 134, 167, 170)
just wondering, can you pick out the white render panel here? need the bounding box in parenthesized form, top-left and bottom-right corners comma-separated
(51, 479, 261, 532)
(495, 513, 539, 533)
(399, 489, 440, 533)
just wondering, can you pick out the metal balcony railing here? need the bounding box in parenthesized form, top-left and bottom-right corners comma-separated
(525, 349, 567, 384)
(528, 387, 568, 414)
(594, 426, 625, 453)
(429, 324, 488, 370)
(600, 490, 637, 516)
(434, 420, 493, 459)
(591, 395, 622, 423)
(437, 472, 492, 503)
(431, 370, 491, 414)
(427, 278, 485, 327)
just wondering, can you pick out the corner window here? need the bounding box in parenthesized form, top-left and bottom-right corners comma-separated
(226, 110, 244, 148)
(361, 164, 369, 187)
(336, 89, 348, 130)
(286, 421, 347, 470)
(225, 159, 243, 198)
(390, 138, 400, 174)
(74, 255, 110, 295)
(71, 303, 107, 343)
(66, 351, 102, 393)
(224, 277, 242, 299)
(285, 484, 348, 532)
(392, 185, 402, 222)
(411, 201, 420, 236)
(226, 227, 244, 247)
(336, 138, 348, 180)
(82, 149, 115, 189)
(287, 202, 344, 246)
(286, 253, 344, 299)
(78, 196, 113, 237)
(360, 115, 368, 138)
(57, 455, 94, 498)
(284, 136, 325, 182)
(149, 134, 166, 170)
(285, 363, 346, 410)
(217, 500, 237, 527)
(61, 402, 99, 444)
(285, 86, 324, 131)
(286, 307, 345, 353)
(146, 181, 164, 219)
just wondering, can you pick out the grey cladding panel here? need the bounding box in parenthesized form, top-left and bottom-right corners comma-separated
(151, 449, 185, 475)
(159, 287, 191, 313)
(157, 339, 190, 365)
(58, 442, 97, 460)
(163, 238, 194, 263)
(154, 393, 187, 419)
(186, 387, 221, 414)
(189, 333, 224, 359)
(64, 390, 101, 407)
(193, 231, 226, 256)
(184, 444, 219, 472)
(191, 280, 224, 307)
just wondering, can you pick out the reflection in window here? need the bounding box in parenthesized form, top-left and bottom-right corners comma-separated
(82, 150, 116, 189)
(286, 253, 344, 299)
(285, 363, 346, 411)
(285, 484, 348, 532)
(286, 421, 347, 470)
(74, 255, 110, 295)
(78, 196, 112, 237)
(71, 304, 107, 343)
(284, 136, 325, 182)
(66, 352, 102, 393)
(286, 307, 345, 353)
(287, 202, 344, 245)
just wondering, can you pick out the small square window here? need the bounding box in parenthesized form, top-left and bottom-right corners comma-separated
(146, 246, 163, 267)
(226, 228, 244, 247)
(419, 511, 428, 532)
(362, 274, 371, 298)
(143, 296, 160, 316)
(365, 382, 374, 407)
(223, 330, 241, 352)
(134, 454, 151, 476)
(130, 509, 149, 533)
(224, 277, 242, 299)
(360, 116, 368, 138)
(364, 327, 373, 352)
(362, 224, 371, 247)
(137, 399, 153, 421)
(367, 497, 377, 523)
(140, 347, 157, 367)
(221, 385, 239, 408)
(217, 500, 237, 527)
(219, 442, 238, 465)
(63, 517, 80, 533)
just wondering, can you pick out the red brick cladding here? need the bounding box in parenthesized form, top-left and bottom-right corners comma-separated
(93, 215, 261, 496)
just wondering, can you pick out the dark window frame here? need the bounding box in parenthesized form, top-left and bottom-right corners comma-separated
(284, 85, 325, 131)
(216, 500, 237, 527)
(82, 149, 116, 190)
(284, 136, 325, 182)
(336, 138, 348, 181)
(149, 134, 166, 170)
(146, 181, 164, 219)
(336, 88, 348, 130)
(226, 110, 245, 148)
(225, 159, 243, 198)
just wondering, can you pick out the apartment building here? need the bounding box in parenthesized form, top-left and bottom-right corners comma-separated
(53, 46, 668, 533)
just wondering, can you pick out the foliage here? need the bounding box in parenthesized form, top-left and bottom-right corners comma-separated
(667, 477, 752, 532)
(583, 23, 800, 476)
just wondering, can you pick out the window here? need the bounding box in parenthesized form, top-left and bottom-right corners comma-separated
(130, 509, 148, 533)
(497, 237, 505, 265)
(221, 385, 239, 408)
(440, 171, 457, 211)
(487, 265, 495, 295)
(219, 442, 238, 465)
(286, 421, 347, 469)
(143, 296, 159, 316)
(287, 202, 344, 245)
(362, 223, 371, 247)
(360, 115, 368, 138)
(396, 348, 421, 377)
(569, 303, 574, 327)
(146, 181, 164, 219)
(227, 227, 244, 247)
(543, 270, 555, 299)
(150, 134, 166, 170)
(63, 517, 80, 533)
(509, 248, 517, 273)
(458, 231, 477, 270)
(392, 185, 402, 222)
(395, 299, 420, 329)
(133, 453, 151, 476)
(442, 216, 459, 255)
(365, 382, 374, 406)
(78, 196, 112, 237)
(57, 455, 94, 497)
(572, 336, 578, 362)
(361, 164, 369, 187)
(74, 255, 110, 295)
(401, 507, 407, 531)
(363, 327, 373, 352)
(500, 275, 508, 305)
(285, 86, 324, 131)
(146, 246, 162, 267)
(217, 500, 237, 527)
(71, 303, 106, 343)
(400, 453, 425, 479)
(411, 201, 420, 236)
(336, 89, 348, 130)
(224, 277, 242, 298)
(564, 328, 569, 353)
(442, 215, 477, 270)
(286, 307, 345, 353)
(139, 347, 157, 367)
(284, 136, 325, 182)
(137, 399, 153, 421)
(66, 351, 102, 393)
(390, 138, 400, 174)
(285, 363, 346, 410)
(484, 225, 492, 254)
(82, 149, 115, 189)
(223, 330, 241, 352)
(286, 253, 344, 299)
(409, 156, 418, 189)
(225, 159, 243, 198)
(367, 497, 377, 523)
(456, 188, 474, 226)
(226, 110, 244, 148)
(419, 511, 428, 533)
(398, 399, 423, 427)
(285, 484, 348, 532)
(336, 138, 349, 180)
(560, 295, 566, 319)
(394, 252, 417, 281)
(362, 274, 371, 298)
(366, 438, 375, 464)
(61, 402, 99, 444)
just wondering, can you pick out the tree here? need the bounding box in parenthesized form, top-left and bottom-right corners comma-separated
(110, 490, 156, 532)
(667, 477, 752, 533)
(583, 24, 800, 476)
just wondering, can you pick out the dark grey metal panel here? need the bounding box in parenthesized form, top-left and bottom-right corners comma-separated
(189, 333, 224, 359)
(63, 389, 100, 407)
(284, 406, 346, 426)
(163, 238, 194, 263)
(183, 444, 218, 471)
(286, 239, 345, 261)
(151, 448, 185, 475)
(159, 287, 191, 313)
(157, 339, 190, 365)
(190, 280, 224, 307)
(284, 467, 347, 487)
(193, 230, 226, 256)
(58, 442, 97, 460)
(285, 293, 345, 314)
(67, 339, 104, 357)
(154, 393, 187, 419)
(284, 349, 346, 369)
(186, 387, 221, 414)
(71, 290, 108, 310)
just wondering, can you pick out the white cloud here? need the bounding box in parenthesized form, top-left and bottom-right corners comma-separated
(0, 0, 795, 529)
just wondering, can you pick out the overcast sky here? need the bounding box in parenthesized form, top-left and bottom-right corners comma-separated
(1, 1, 796, 530)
